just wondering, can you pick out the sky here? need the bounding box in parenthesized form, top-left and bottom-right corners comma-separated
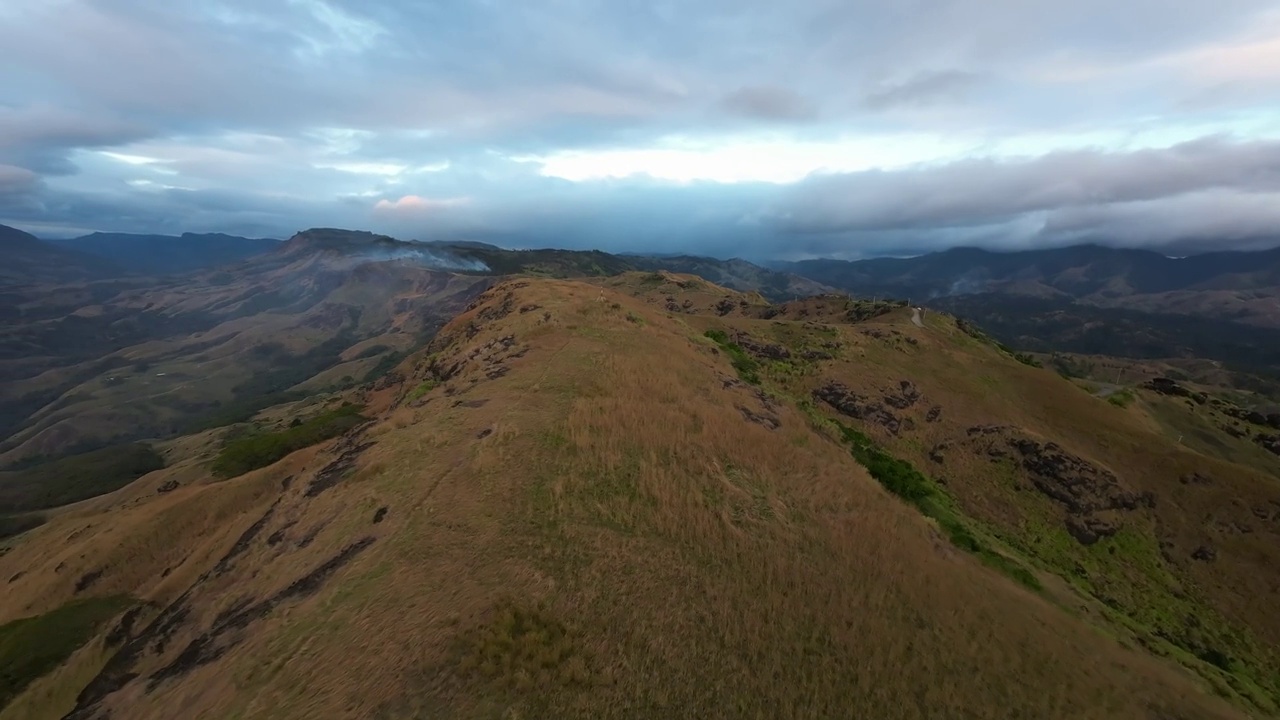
(2, 0, 1279, 259)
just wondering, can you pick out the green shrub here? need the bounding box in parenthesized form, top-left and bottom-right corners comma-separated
(704, 330, 761, 385)
(834, 422, 1041, 591)
(1108, 389, 1136, 408)
(408, 380, 439, 400)
(1013, 352, 1043, 368)
(211, 404, 368, 478)
(362, 351, 405, 383)
(0, 595, 134, 709)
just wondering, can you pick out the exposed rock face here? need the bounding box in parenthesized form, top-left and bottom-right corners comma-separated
(1192, 545, 1218, 562)
(738, 405, 781, 430)
(732, 332, 791, 361)
(1009, 438, 1150, 516)
(1066, 515, 1121, 546)
(813, 382, 904, 435)
(1142, 378, 1206, 404)
(1180, 472, 1213, 486)
(883, 380, 921, 410)
(1257, 434, 1280, 456)
(966, 427, 1151, 545)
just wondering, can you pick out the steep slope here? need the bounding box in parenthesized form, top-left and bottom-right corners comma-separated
(0, 277, 1260, 719)
(48, 233, 280, 276)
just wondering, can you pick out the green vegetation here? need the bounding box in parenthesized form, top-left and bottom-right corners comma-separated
(639, 272, 667, 287)
(0, 443, 164, 514)
(1012, 352, 1043, 368)
(362, 351, 406, 383)
(1002, 517, 1280, 712)
(457, 600, 590, 692)
(704, 329, 761, 385)
(834, 422, 1041, 591)
(211, 403, 368, 478)
(1107, 389, 1137, 407)
(408, 380, 439, 400)
(0, 595, 134, 709)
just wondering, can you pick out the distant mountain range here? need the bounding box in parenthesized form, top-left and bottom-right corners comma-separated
(8, 223, 1280, 388)
(781, 243, 1280, 327)
(48, 232, 280, 275)
(0, 225, 120, 284)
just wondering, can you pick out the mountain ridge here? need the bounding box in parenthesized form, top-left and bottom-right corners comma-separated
(2, 271, 1276, 718)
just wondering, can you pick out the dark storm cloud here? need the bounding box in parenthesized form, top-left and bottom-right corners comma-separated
(1, 0, 1278, 256)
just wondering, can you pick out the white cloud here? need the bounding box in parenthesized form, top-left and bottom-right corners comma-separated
(315, 161, 408, 176)
(372, 195, 470, 213)
(98, 150, 166, 166)
(530, 134, 976, 184)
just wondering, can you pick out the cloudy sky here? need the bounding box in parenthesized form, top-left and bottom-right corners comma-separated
(2, 0, 1279, 259)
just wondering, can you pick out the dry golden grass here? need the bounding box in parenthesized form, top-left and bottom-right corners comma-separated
(0, 277, 1255, 719)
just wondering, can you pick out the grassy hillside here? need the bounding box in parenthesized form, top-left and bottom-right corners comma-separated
(0, 274, 1273, 719)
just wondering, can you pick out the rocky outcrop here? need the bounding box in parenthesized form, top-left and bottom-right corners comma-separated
(966, 427, 1150, 545)
(813, 382, 905, 435)
(1192, 545, 1217, 562)
(732, 332, 791, 361)
(738, 405, 781, 430)
(883, 380, 921, 409)
(1143, 378, 1207, 404)
(1009, 438, 1150, 514)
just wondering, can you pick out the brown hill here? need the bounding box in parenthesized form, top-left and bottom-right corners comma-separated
(1, 273, 1276, 718)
